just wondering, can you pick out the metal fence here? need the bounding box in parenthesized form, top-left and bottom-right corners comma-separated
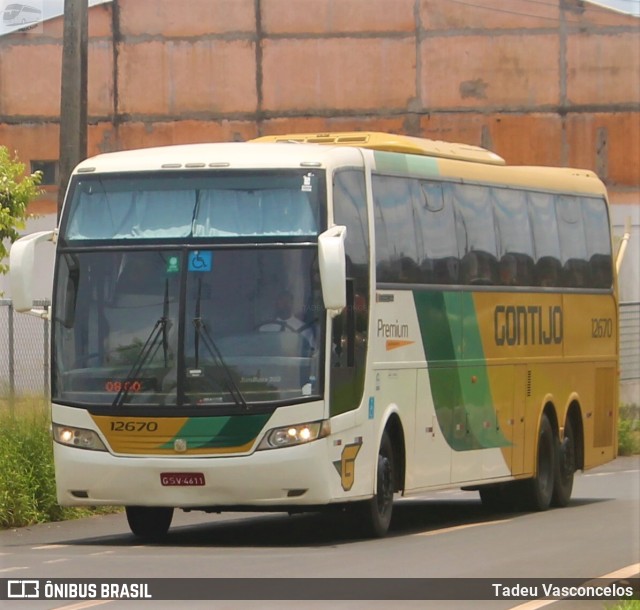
(0, 299, 50, 396)
(1, 299, 639, 399)
(620, 301, 640, 382)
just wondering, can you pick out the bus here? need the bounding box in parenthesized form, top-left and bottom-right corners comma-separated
(10, 132, 619, 540)
(2, 3, 41, 27)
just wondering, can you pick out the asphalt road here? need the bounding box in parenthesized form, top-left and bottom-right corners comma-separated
(1, 456, 638, 610)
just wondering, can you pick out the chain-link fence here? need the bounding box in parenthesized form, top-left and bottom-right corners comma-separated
(0, 299, 50, 397)
(1, 299, 639, 400)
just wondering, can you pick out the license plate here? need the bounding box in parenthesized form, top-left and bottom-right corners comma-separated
(160, 473, 205, 486)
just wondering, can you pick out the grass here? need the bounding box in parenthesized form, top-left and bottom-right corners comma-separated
(608, 601, 640, 610)
(0, 395, 119, 529)
(618, 404, 640, 456)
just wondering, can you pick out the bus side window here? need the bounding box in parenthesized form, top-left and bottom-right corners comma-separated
(493, 188, 535, 287)
(372, 175, 420, 284)
(451, 184, 499, 286)
(528, 192, 562, 288)
(416, 181, 459, 285)
(556, 195, 590, 288)
(331, 170, 370, 416)
(582, 197, 613, 289)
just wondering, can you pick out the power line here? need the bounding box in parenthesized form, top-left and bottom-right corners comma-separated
(445, 0, 639, 23)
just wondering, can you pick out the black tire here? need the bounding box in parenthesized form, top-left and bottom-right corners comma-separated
(552, 418, 576, 507)
(521, 414, 556, 511)
(357, 432, 395, 538)
(125, 506, 173, 541)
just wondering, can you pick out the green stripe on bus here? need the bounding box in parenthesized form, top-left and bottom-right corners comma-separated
(373, 151, 440, 177)
(160, 414, 270, 449)
(413, 290, 509, 451)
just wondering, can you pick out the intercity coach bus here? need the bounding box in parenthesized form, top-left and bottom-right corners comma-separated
(10, 132, 619, 540)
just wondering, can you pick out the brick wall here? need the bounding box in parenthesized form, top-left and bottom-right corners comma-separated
(0, 0, 638, 214)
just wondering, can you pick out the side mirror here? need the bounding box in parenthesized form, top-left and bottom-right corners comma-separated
(318, 225, 347, 316)
(9, 230, 57, 318)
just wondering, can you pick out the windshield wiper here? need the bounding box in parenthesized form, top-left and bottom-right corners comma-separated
(112, 280, 171, 408)
(193, 278, 249, 410)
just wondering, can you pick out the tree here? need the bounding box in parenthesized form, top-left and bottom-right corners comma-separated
(0, 146, 42, 275)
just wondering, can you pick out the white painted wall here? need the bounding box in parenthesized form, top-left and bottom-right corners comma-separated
(611, 204, 640, 303)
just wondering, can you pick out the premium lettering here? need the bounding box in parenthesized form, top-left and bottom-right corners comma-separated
(494, 305, 563, 346)
(377, 319, 409, 338)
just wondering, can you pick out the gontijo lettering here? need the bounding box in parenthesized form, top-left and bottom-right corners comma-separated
(494, 305, 563, 346)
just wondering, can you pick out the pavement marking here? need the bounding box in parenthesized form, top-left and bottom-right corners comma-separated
(0, 566, 29, 573)
(584, 469, 640, 477)
(416, 518, 513, 536)
(507, 563, 640, 610)
(44, 558, 70, 564)
(53, 601, 112, 610)
(32, 544, 68, 550)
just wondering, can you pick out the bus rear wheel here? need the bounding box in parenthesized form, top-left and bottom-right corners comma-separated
(125, 506, 174, 541)
(521, 414, 555, 511)
(356, 432, 395, 538)
(552, 418, 576, 507)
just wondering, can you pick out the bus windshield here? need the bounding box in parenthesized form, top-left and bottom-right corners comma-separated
(62, 170, 322, 240)
(53, 171, 326, 411)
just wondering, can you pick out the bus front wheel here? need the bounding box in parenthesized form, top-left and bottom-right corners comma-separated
(356, 432, 395, 538)
(125, 506, 174, 541)
(521, 414, 555, 511)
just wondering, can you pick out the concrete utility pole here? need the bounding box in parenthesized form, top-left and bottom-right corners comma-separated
(57, 0, 88, 218)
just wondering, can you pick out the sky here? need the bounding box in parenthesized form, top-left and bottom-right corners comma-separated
(0, 0, 638, 38)
(589, 0, 640, 16)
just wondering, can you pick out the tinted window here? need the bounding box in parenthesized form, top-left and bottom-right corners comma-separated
(493, 188, 535, 286)
(416, 181, 459, 284)
(372, 175, 421, 283)
(528, 192, 562, 287)
(372, 176, 610, 292)
(582, 197, 613, 289)
(333, 170, 369, 269)
(556, 195, 590, 288)
(451, 184, 499, 285)
(332, 170, 370, 415)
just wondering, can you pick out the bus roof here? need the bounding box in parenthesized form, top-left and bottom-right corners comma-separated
(72, 133, 607, 199)
(72, 142, 364, 174)
(252, 131, 506, 166)
(252, 132, 606, 198)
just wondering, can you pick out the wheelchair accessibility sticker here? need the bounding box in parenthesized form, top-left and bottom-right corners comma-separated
(188, 251, 212, 272)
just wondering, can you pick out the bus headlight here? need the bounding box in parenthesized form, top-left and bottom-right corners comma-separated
(257, 420, 330, 450)
(52, 423, 107, 452)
